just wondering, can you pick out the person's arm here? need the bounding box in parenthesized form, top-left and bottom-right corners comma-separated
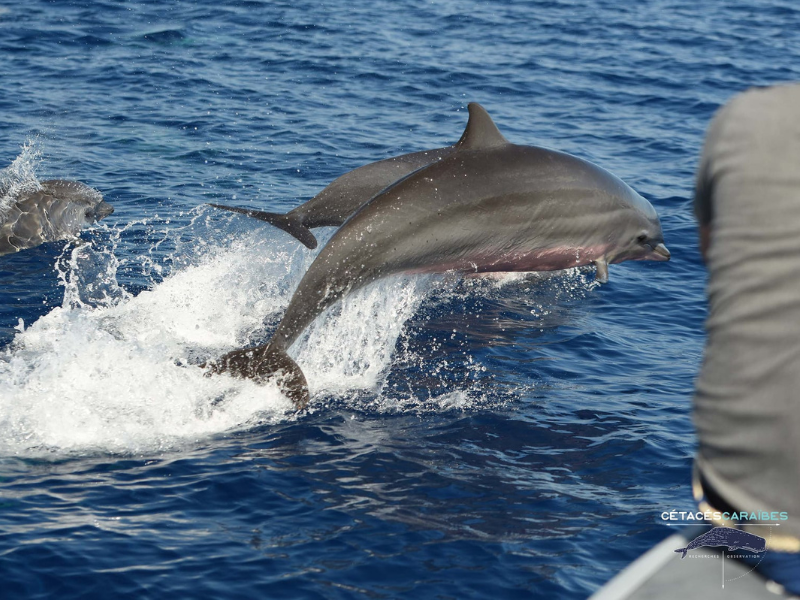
(693, 107, 727, 264)
(694, 150, 711, 262)
(694, 152, 713, 263)
(698, 223, 710, 262)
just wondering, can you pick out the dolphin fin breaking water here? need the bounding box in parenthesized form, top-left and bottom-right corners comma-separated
(593, 258, 609, 284)
(204, 344, 309, 408)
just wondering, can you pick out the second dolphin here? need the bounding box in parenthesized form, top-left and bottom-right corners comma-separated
(0, 180, 114, 257)
(208, 110, 479, 248)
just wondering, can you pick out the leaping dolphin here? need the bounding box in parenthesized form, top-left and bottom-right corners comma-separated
(206, 103, 670, 408)
(208, 111, 478, 249)
(0, 180, 114, 257)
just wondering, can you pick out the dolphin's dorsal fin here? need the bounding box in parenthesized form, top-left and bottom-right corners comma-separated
(455, 103, 509, 150)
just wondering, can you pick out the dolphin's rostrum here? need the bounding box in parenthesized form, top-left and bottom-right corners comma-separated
(207, 103, 670, 408)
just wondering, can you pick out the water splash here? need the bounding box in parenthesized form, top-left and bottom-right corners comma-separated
(0, 138, 43, 220)
(0, 219, 428, 456)
(0, 205, 600, 456)
(294, 274, 430, 397)
(0, 228, 305, 456)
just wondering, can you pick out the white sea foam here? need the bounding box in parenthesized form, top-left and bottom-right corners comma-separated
(294, 273, 428, 397)
(0, 219, 435, 456)
(0, 237, 287, 456)
(0, 175, 598, 456)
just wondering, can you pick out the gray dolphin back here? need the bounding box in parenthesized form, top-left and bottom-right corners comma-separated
(210, 145, 450, 249)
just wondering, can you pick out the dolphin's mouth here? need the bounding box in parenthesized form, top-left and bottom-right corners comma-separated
(93, 202, 115, 221)
(651, 243, 670, 260)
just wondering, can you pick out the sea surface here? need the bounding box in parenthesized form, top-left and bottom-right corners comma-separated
(0, 1, 798, 598)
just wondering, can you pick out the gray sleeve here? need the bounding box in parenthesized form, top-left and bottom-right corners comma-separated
(694, 152, 713, 226)
(693, 104, 731, 226)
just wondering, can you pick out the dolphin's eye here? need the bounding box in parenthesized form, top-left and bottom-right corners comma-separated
(636, 233, 648, 243)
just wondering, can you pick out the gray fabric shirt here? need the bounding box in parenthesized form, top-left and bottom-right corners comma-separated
(694, 83, 800, 539)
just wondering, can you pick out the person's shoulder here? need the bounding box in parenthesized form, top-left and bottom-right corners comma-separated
(726, 82, 800, 113)
(705, 82, 799, 135)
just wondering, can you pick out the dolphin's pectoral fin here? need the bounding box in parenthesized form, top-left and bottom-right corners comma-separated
(593, 258, 609, 284)
(673, 547, 688, 559)
(204, 344, 310, 410)
(209, 204, 318, 249)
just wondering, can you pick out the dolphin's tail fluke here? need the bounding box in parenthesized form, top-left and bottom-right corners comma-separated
(209, 204, 318, 249)
(204, 343, 310, 410)
(674, 547, 688, 559)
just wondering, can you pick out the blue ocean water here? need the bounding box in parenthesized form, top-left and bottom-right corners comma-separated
(0, 0, 798, 597)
